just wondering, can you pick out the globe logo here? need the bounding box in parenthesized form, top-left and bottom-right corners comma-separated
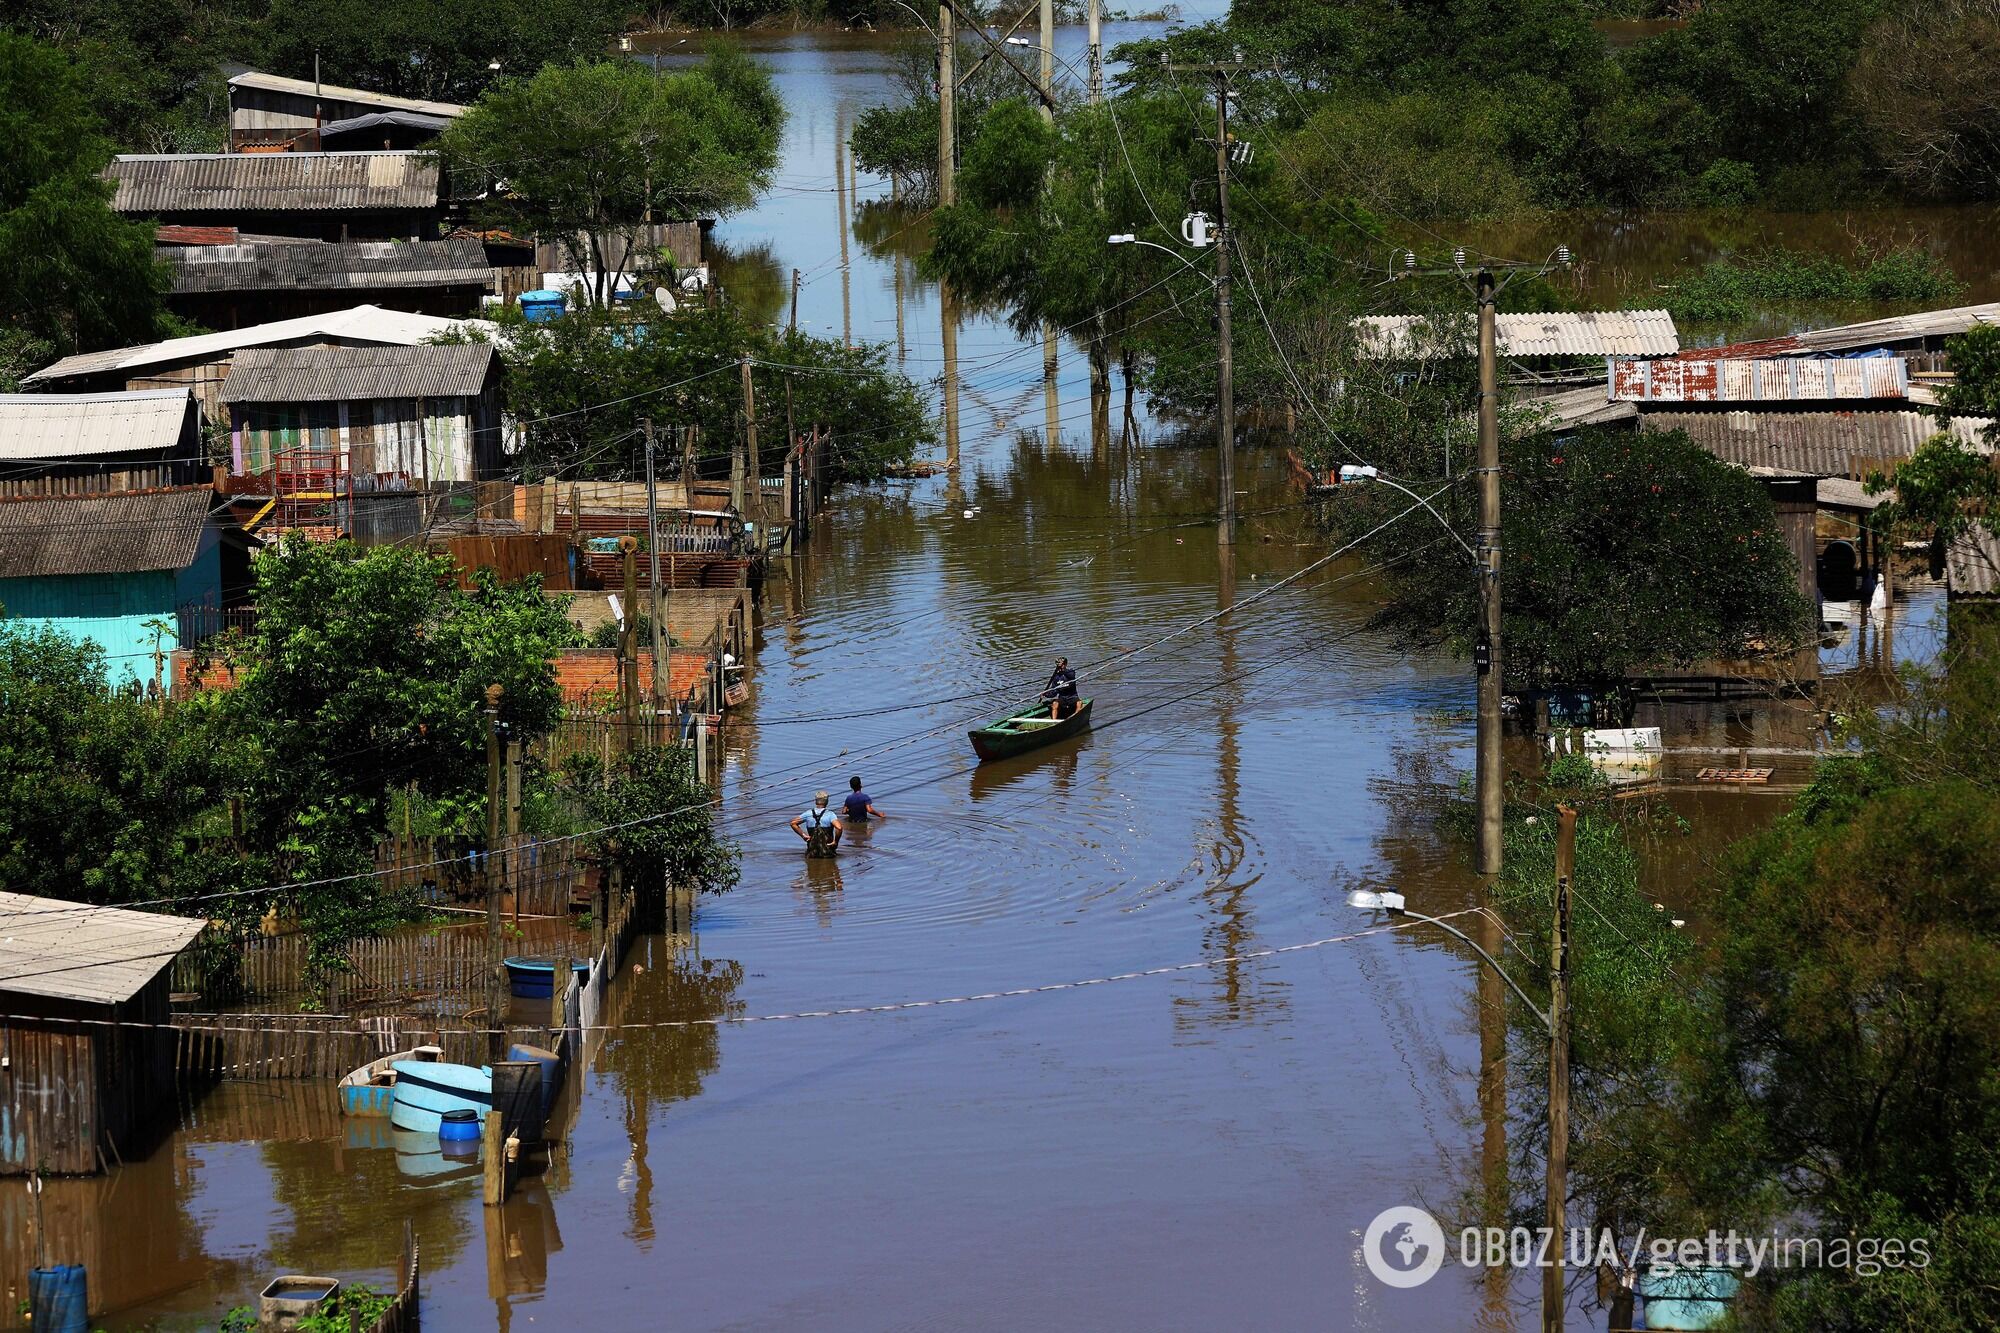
(1362, 1205, 1448, 1289)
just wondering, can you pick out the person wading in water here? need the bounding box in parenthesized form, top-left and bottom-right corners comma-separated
(842, 775, 884, 824)
(1044, 656, 1079, 720)
(791, 791, 843, 858)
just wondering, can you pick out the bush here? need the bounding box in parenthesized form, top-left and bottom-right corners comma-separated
(1663, 245, 1966, 323)
(1693, 158, 1759, 207)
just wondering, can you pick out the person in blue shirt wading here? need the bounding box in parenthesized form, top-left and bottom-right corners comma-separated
(842, 775, 884, 824)
(791, 791, 843, 858)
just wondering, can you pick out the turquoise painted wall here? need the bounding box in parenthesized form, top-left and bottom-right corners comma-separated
(0, 534, 221, 689)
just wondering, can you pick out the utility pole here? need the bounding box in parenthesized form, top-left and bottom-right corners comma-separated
(938, 1, 961, 468)
(1087, 0, 1102, 104)
(789, 266, 800, 333)
(1545, 805, 1575, 1333)
(1163, 58, 1242, 547)
(619, 535, 640, 753)
(483, 683, 504, 1061)
(741, 356, 762, 530)
(1476, 268, 1504, 876)
(643, 419, 669, 716)
(1039, 0, 1059, 447)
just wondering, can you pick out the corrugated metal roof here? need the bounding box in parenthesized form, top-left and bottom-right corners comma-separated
(1678, 303, 2000, 359)
(155, 224, 240, 246)
(0, 390, 199, 461)
(0, 891, 209, 1006)
(164, 238, 490, 294)
(320, 110, 454, 139)
(1355, 310, 1679, 359)
(1947, 526, 2000, 598)
(23, 305, 495, 383)
(1611, 358, 1909, 402)
(1520, 385, 1640, 432)
(222, 342, 497, 403)
(0, 487, 218, 577)
(228, 70, 466, 119)
(107, 151, 440, 214)
(1639, 410, 1995, 476)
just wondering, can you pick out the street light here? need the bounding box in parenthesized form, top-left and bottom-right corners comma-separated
(1335, 465, 1481, 566)
(1107, 233, 1216, 282)
(1345, 890, 1550, 1031)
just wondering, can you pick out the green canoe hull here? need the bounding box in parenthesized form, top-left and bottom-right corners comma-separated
(969, 698, 1092, 762)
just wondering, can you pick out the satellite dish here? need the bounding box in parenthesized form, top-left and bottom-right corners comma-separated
(654, 286, 678, 313)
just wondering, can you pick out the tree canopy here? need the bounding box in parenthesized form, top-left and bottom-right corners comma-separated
(433, 50, 783, 305)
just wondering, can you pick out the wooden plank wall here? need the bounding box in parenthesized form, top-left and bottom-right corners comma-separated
(0, 1023, 100, 1175)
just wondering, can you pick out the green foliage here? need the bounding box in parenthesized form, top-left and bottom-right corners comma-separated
(1849, 0, 2000, 201)
(564, 745, 739, 895)
(1662, 244, 1965, 324)
(465, 301, 929, 486)
(1939, 324, 2000, 422)
(0, 34, 171, 362)
(293, 1283, 394, 1332)
(0, 621, 241, 905)
(1868, 431, 2000, 543)
(263, 0, 624, 105)
(1332, 425, 1815, 693)
(1693, 157, 1760, 208)
(1277, 90, 1537, 223)
(433, 50, 782, 305)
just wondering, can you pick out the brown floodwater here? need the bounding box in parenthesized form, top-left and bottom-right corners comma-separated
(10, 18, 1967, 1332)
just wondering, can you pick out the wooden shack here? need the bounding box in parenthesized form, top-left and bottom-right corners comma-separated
(0, 894, 207, 1175)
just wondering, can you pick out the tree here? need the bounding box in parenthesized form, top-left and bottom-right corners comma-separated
(566, 745, 739, 897)
(433, 50, 782, 306)
(261, 0, 625, 105)
(1851, 0, 2000, 200)
(219, 538, 580, 962)
(457, 303, 930, 485)
(0, 34, 170, 362)
(1324, 424, 1815, 704)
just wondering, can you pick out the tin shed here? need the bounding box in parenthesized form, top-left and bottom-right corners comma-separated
(0, 894, 207, 1175)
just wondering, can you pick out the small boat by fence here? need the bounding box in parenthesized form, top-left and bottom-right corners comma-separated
(504, 956, 592, 999)
(389, 1058, 492, 1133)
(340, 1046, 441, 1117)
(968, 699, 1093, 763)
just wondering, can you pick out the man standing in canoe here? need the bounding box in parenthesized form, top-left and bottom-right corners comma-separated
(792, 791, 843, 857)
(1044, 656, 1079, 719)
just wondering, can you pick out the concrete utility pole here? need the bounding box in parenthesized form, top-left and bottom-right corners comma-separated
(1545, 805, 1575, 1333)
(1039, 0, 1059, 446)
(483, 683, 504, 1060)
(938, 0, 961, 468)
(1087, 0, 1102, 105)
(1163, 57, 1243, 547)
(643, 419, 669, 714)
(1476, 269, 1504, 875)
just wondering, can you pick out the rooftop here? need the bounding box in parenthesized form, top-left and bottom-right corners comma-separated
(0, 487, 222, 578)
(1947, 527, 2000, 599)
(1355, 310, 1679, 359)
(1677, 303, 2000, 359)
(1610, 357, 1910, 403)
(107, 151, 441, 215)
(24, 304, 493, 384)
(228, 69, 466, 120)
(163, 238, 490, 294)
(0, 891, 208, 1007)
(0, 389, 200, 461)
(1638, 409, 1994, 477)
(222, 342, 498, 403)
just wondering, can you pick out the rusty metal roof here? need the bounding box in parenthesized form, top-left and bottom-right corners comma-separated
(1611, 358, 1909, 403)
(107, 151, 441, 214)
(222, 342, 497, 403)
(1639, 410, 1995, 477)
(164, 238, 489, 294)
(1355, 310, 1679, 359)
(1947, 527, 2000, 598)
(0, 487, 219, 577)
(0, 389, 200, 461)
(0, 891, 210, 1006)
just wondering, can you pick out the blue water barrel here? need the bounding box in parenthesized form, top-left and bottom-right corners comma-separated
(29, 1265, 88, 1333)
(1637, 1265, 1740, 1330)
(519, 290, 567, 322)
(438, 1108, 481, 1145)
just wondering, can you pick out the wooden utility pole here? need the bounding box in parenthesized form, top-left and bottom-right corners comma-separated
(741, 356, 762, 530)
(643, 419, 670, 713)
(789, 266, 800, 333)
(1476, 268, 1504, 876)
(1545, 805, 1575, 1333)
(618, 535, 640, 752)
(938, 1, 961, 467)
(1038, 0, 1060, 450)
(1086, 0, 1102, 104)
(483, 683, 504, 1061)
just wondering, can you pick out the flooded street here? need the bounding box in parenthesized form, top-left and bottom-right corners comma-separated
(24, 17, 1964, 1332)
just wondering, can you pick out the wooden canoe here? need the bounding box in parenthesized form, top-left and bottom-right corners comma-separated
(969, 699, 1092, 762)
(338, 1045, 441, 1118)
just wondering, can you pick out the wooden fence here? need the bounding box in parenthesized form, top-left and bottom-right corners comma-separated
(366, 1219, 421, 1333)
